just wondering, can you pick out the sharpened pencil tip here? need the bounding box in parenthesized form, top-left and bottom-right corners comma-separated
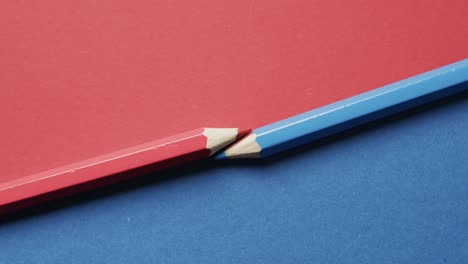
(214, 151, 227, 160)
(203, 128, 239, 155)
(214, 133, 262, 159)
(237, 128, 252, 138)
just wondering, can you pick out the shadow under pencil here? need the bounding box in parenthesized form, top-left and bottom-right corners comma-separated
(0, 157, 217, 225)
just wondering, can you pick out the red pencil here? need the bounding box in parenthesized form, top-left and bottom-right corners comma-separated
(0, 127, 248, 213)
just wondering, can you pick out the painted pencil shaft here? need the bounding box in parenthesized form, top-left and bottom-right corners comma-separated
(1, 128, 248, 212)
(218, 59, 468, 159)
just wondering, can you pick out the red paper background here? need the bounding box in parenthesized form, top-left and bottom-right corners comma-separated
(1, 0, 467, 182)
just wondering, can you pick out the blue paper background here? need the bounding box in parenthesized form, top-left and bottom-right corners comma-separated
(1, 92, 468, 263)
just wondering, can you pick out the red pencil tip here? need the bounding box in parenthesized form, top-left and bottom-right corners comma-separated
(236, 128, 252, 139)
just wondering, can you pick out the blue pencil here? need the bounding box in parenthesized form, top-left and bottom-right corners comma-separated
(216, 59, 468, 159)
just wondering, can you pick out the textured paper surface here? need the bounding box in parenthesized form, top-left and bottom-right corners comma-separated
(1, 0, 467, 181)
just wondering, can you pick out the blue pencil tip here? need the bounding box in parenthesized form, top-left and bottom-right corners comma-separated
(214, 151, 227, 160)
